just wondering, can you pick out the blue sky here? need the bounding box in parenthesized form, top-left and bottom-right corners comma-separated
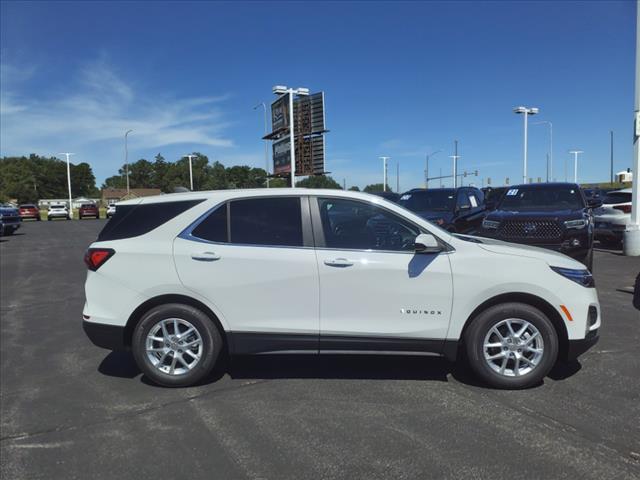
(0, 0, 636, 189)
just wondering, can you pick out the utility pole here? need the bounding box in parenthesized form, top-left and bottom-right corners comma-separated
(59, 153, 74, 219)
(610, 130, 614, 184)
(379, 156, 390, 191)
(124, 129, 133, 194)
(254, 102, 270, 187)
(183, 154, 198, 191)
(623, 0, 640, 256)
(449, 140, 460, 188)
(569, 150, 583, 183)
(396, 160, 400, 193)
(424, 149, 442, 189)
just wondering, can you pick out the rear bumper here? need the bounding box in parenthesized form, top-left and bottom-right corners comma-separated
(566, 329, 599, 361)
(83, 319, 126, 350)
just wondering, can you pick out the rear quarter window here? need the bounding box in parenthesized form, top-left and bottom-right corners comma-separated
(98, 200, 204, 241)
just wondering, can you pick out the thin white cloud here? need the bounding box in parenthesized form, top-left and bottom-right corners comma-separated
(0, 58, 234, 157)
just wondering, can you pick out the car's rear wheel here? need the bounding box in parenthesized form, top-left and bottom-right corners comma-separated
(132, 303, 223, 387)
(465, 302, 558, 389)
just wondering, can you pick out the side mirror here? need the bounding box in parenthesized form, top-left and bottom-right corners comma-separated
(414, 233, 442, 254)
(587, 198, 603, 209)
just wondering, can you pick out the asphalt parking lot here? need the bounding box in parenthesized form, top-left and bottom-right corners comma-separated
(1, 220, 639, 480)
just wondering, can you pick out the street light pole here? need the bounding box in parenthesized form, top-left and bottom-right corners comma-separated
(533, 121, 552, 181)
(396, 159, 400, 193)
(379, 156, 390, 191)
(449, 140, 460, 188)
(59, 153, 74, 219)
(623, 0, 640, 256)
(425, 149, 442, 188)
(124, 129, 133, 194)
(569, 150, 583, 183)
(514, 106, 539, 184)
(184, 154, 198, 190)
(254, 102, 270, 187)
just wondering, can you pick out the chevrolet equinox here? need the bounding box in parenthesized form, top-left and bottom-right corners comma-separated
(83, 189, 600, 389)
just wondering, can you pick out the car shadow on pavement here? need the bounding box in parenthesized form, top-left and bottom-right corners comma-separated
(97, 351, 583, 389)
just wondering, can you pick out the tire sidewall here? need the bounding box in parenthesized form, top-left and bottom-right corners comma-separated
(132, 304, 222, 387)
(466, 303, 559, 389)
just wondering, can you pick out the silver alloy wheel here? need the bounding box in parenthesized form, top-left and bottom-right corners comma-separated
(483, 318, 544, 377)
(145, 318, 203, 376)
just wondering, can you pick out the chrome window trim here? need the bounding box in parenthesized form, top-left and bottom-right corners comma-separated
(177, 195, 313, 249)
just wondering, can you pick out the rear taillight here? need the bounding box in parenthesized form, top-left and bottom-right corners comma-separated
(84, 248, 115, 271)
(613, 205, 632, 214)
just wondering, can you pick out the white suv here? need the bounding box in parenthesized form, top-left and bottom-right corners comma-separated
(82, 189, 600, 389)
(594, 188, 632, 247)
(48, 204, 70, 220)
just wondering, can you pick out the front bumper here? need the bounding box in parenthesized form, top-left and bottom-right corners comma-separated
(83, 319, 126, 350)
(566, 329, 599, 361)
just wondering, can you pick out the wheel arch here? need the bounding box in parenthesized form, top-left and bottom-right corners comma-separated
(450, 292, 569, 362)
(124, 294, 228, 351)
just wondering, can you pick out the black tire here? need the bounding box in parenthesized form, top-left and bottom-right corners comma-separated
(132, 303, 223, 387)
(47, 217, 51, 221)
(5, 228, 14, 236)
(464, 302, 558, 389)
(599, 237, 621, 248)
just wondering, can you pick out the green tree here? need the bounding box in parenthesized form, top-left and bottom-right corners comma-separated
(363, 183, 392, 193)
(296, 175, 342, 189)
(226, 165, 266, 189)
(348, 186, 360, 191)
(128, 159, 155, 188)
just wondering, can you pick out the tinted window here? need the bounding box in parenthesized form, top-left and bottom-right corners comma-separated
(318, 198, 420, 251)
(398, 190, 455, 212)
(603, 192, 632, 204)
(498, 186, 584, 211)
(98, 200, 204, 241)
(457, 191, 471, 209)
(191, 204, 228, 242)
(230, 197, 302, 247)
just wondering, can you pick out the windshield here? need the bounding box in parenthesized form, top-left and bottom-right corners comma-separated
(603, 192, 631, 205)
(498, 186, 584, 211)
(398, 190, 455, 212)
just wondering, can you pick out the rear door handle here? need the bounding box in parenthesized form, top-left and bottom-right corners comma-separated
(324, 258, 354, 267)
(191, 252, 221, 262)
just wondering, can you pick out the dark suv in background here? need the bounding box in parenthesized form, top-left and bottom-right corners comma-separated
(477, 183, 600, 270)
(398, 187, 486, 233)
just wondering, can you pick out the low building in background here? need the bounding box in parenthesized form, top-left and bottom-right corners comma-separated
(101, 188, 162, 206)
(38, 198, 100, 209)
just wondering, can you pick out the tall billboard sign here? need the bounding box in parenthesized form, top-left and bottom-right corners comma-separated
(265, 90, 328, 177)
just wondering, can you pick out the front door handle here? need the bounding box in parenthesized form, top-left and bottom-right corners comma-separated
(191, 252, 221, 262)
(324, 258, 354, 267)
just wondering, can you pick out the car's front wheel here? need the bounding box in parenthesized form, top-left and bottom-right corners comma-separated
(132, 303, 223, 387)
(465, 302, 558, 389)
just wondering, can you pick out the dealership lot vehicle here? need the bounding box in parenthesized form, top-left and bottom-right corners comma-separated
(0, 203, 21, 235)
(48, 204, 70, 221)
(594, 188, 632, 247)
(482, 186, 508, 210)
(79, 203, 99, 219)
(398, 187, 486, 233)
(1, 220, 639, 480)
(83, 189, 600, 389)
(478, 183, 599, 270)
(106, 203, 116, 218)
(18, 203, 40, 221)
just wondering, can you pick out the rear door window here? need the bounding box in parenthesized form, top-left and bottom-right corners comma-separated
(604, 192, 632, 204)
(98, 200, 204, 241)
(229, 197, 303, 247)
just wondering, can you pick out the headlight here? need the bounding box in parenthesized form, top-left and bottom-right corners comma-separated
(482, 219, 500, 229)
(550, 266, 595, 288)
(564, 219, 587, 229)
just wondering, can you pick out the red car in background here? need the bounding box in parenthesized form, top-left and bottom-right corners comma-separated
(19, 204, 40, 221)
(79, 203, 99, 219)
